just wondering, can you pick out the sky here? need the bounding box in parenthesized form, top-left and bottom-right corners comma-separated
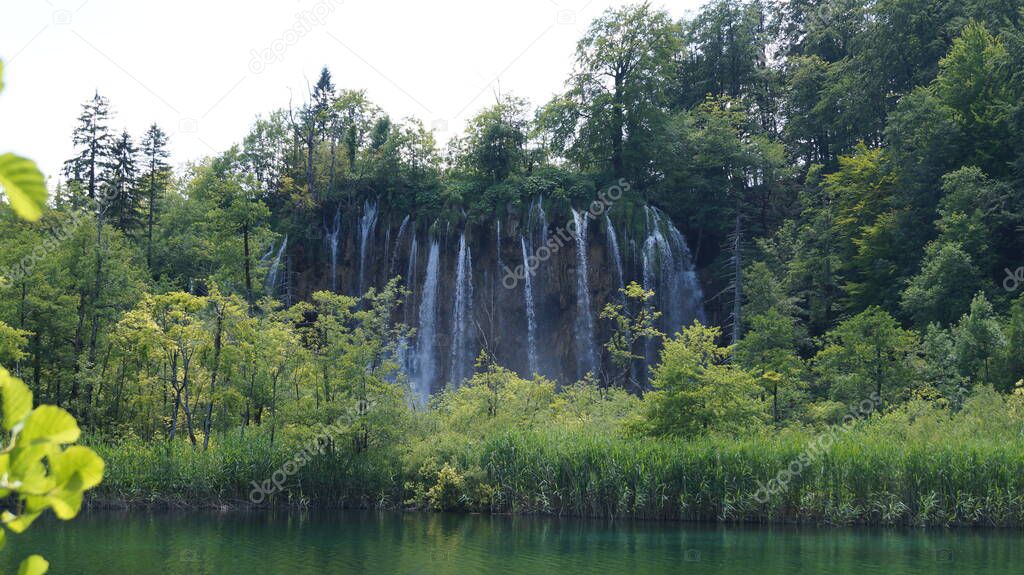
(0, 0, 705, 182)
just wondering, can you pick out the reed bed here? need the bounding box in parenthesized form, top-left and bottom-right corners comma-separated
(88, 398, 1024, 526)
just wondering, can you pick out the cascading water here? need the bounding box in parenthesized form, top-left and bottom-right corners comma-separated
(405, 232, 418, 322)
(520, 235, 539, 376)
(265, 235, 288, 296)
(662, 212, 706, 327)
(307, 197, 704, 392)
(391, 215, 410, 277)
(413, 241, 440, 403)
(533, 195, 548, 253)
(449, 233, 474, 386)
(358, 200, 378, 295)
(643, 207, 705, 336)
(605, 213, 625, 299)
(572, 209, 596, 377)
(326, 208, 341, 292)
(641, 233, 659, 383)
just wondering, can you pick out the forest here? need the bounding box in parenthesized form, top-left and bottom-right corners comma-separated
(2, 0, 1024, 528)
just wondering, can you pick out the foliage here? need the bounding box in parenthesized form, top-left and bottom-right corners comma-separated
(634, 323, 766, 437)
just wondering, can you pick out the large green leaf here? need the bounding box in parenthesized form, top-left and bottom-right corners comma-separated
(17, 554, 48, 575)
(52, 446, 104, 490)
(0, 367, 33, 430)
(19, 406, 80, 445)
(0, 153, 47, 221)
(2, 510, 40, 534)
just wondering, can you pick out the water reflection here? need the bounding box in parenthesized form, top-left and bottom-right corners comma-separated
(3, 510, 1017, 574)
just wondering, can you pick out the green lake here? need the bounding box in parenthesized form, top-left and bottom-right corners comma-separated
(3, 511, 1018, 574)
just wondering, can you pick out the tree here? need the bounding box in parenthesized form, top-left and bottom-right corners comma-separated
(149, 292, 208, 445)
(63, 91, 114, 203)
(104, 130, 141, 234)
(901, 241, 982, 327)
(0, 319, 28, 367)
(449, 95, 529, 184)
(139, 124, 170, 268)
(679, 0, 778, 134)
(296, 66, 336, 200)
(190, 150, 273, 306)
(600, 282, 663, 390)
(814, 307, 919, 408)
(734, 308, 806, 422)
(635, 322, 765, 437)
(996, 295, 1024, 392)
(952, 292, 1005, 388)
(540, 3, 682, 179)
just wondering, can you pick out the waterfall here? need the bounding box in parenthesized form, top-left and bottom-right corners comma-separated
(405, 232, 418, 322)
(358, 199, 378, 295)
(605, 213, 625, 299)
(533, 195, 548, 251)
(662, 212, 706, 327)
(643, 207, 705, 336)
(449, 233, 474, 386)
(326, 207, 341, 292)
(413, 241, 440, 403)
(496, 219, 503, 266)
(641, 233, 659, 383)
(391, 215, 410, 276)
(265, 235, 288, 296)
(571, 209, 596, 377)
(519, 235, 539, 376)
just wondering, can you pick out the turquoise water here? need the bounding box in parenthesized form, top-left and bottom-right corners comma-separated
(3, 511, 1019, 574)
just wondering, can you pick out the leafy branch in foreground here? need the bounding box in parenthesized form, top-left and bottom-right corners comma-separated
(0, 367, 105, 574)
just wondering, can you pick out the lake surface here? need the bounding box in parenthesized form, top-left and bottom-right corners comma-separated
(2, 510, 1019, 574)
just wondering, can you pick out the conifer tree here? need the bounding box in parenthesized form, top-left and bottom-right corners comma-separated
(139, 123, 170, 268)
(104, 130, 140, 234)
(63, 91, 114, 205)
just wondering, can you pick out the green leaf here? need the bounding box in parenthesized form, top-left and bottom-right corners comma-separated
(19, 406, 80, 445)
(18, 554, 49, 575)
(51, 446, 105, 491)
(43, 491, 83, 520)
(2, 510, 40, 534)
(0, 153, 47, 222)
(0, 59, 5, 93)
(0, 367, 33, 430)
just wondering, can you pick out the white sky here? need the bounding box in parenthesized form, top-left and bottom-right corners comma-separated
(0, 0, 705, 182)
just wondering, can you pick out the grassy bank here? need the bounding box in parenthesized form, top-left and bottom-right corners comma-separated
(88, 390, 1024, 527)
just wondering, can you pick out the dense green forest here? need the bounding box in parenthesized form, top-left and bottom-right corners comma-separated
(3, 0, 1024, 526)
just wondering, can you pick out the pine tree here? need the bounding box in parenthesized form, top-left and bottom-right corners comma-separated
(104, 130, 141, 234)
(139, 124, 170, 268)
(63, 91, 114, 205)
(299, 66, 336, 199)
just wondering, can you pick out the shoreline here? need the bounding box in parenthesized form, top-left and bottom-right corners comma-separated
(82, 496, 1024, 529)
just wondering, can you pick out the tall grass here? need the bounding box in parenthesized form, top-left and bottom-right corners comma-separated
(88, 391, 1024, 526)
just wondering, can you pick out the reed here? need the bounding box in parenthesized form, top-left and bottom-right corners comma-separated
(88, 393, 1024, 526)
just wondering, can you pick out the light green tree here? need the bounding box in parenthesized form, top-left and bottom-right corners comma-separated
(635, 323, 766, 437)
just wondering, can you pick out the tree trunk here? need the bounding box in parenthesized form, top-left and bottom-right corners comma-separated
(610, 74, 625, 177)
(731, 210, 743, 346)
(169, 352, 180, 441)
(203, 304, 223, 450)
(306, 127, 316, 200)
(181, 353, 198, 446)
(243, 222, 253, 308)
(147, 165, 156, 269)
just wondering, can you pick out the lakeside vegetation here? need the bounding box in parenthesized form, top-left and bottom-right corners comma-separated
(91, 375, 1024, 527)
(2, 0, 1024, 530)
